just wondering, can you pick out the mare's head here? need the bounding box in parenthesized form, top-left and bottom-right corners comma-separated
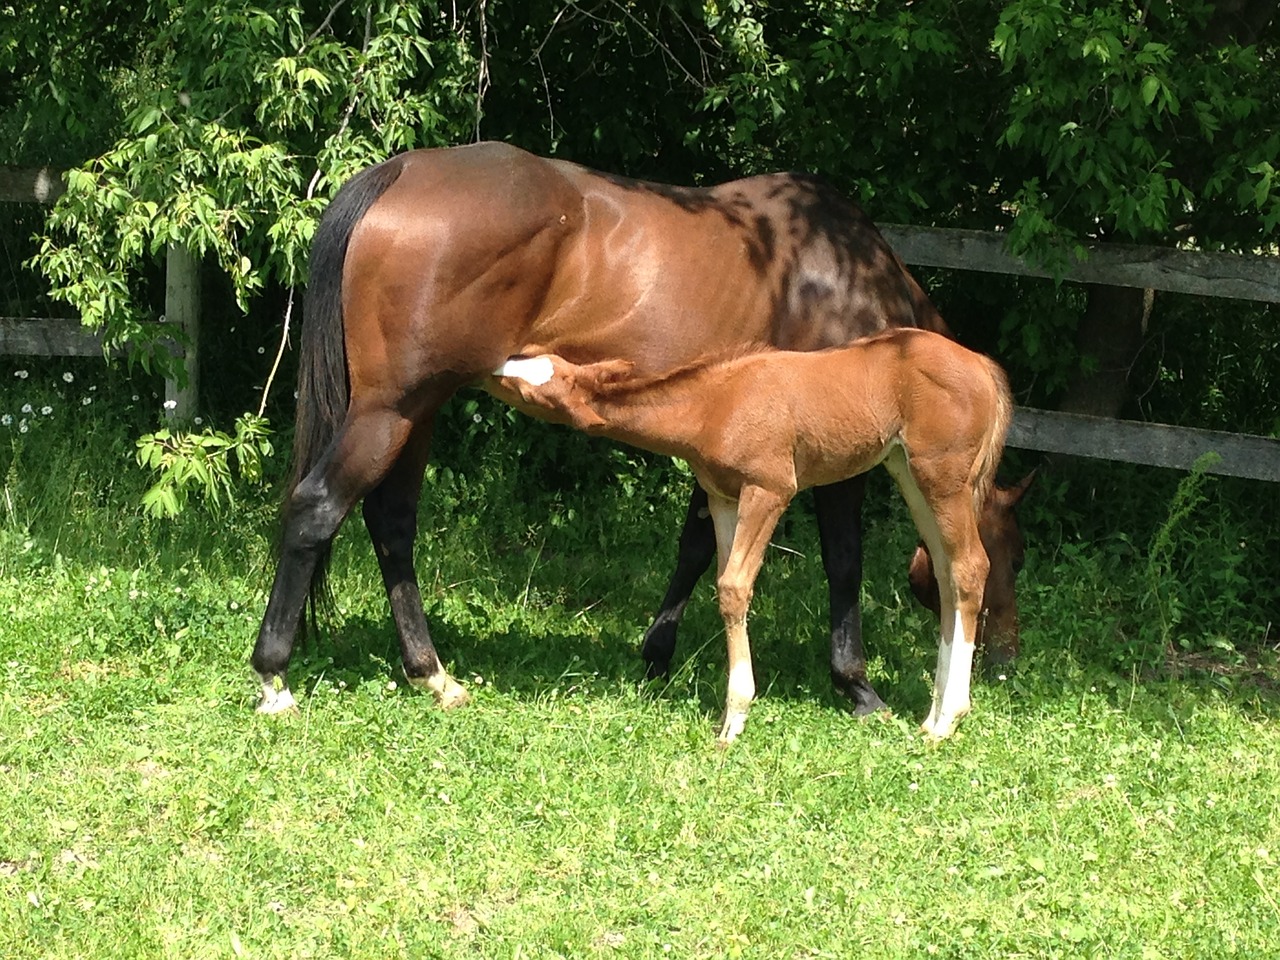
(907, 470, 1035, 664)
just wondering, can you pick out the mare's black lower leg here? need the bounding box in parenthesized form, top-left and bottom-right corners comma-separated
(251, 472, 349, 711)
(361, 420, 467, 706)
(813, 475, 888, 714)
(640, 483, 716, 678)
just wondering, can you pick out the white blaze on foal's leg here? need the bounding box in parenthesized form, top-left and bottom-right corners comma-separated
(922, 609, 975, 739)
(495, 356, 555, 385)
(718, 648, 756, 746)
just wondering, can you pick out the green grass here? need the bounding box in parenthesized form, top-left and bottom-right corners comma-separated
(2, 368, 1280, 958)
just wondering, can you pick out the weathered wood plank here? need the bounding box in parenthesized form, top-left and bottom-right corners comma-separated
(163, 244, 201, 421)
(0, 166, 66, 204)
(1008, 407, 1280, 482)
(879, 223, 1280, 303)
(0, 317, 105, 357)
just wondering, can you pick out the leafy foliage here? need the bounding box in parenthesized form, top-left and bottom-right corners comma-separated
(135, 413, 274, 518)
(4, 1, 1277, 514)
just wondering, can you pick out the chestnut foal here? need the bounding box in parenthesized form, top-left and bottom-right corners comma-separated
(493, 329, 1013, 743)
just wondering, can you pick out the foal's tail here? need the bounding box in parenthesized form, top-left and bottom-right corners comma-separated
(972, 356, 1014, 511)
(288, 156, 406, 611)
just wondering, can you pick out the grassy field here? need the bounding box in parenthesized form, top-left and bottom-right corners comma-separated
(2, 365, 1279, 958)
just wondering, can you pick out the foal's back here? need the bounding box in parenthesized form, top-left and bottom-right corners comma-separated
(683, 330, 1007, 494)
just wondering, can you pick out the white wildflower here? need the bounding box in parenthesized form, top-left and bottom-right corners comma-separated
(19, 420, 28, 433)
(81, 397, 92, 406)
(40, 406, 52, 416)
(193, 417, 203, 425)
(0, 414, 11, 426)
(257, 346, 265, 354)
(163, 399, 177, 411)
(20, 403, 32, 414)
(62, 372, 74, 383)
(14, 370, 28, 379)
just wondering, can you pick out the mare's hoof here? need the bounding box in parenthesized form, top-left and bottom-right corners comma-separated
(256, 682, 298, 715)
(409, 673, 471, 710)
(642, 659, 671, 682)
(833, 676, 889, 716)
(436, 682, 471, 710)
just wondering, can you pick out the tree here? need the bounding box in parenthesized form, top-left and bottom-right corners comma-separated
(9, 1, 1277, 509)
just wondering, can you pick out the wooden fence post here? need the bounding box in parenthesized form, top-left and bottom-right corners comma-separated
(164, 243, 200, 422)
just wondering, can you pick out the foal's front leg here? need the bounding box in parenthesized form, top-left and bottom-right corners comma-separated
(705, 485, 792, 746)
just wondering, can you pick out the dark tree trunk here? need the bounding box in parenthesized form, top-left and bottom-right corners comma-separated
(1207, 0, 1278, 45)
(1058, 284, 1153, 419)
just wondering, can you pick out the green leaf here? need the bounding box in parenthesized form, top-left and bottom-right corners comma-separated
(1141, 75, 1161, 107)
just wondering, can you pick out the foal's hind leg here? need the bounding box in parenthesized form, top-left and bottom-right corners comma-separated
(362, 417, 467, 708)
(813, 475, 888, 715)
(882, 449, 987, 738)
(640, 484, 716, 678)
(251, 405, 419, 712)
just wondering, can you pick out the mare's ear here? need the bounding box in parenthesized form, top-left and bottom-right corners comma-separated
(998, 468, 1037, 508)
(907, 544, 941, 614)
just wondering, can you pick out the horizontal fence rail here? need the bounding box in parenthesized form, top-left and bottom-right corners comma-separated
(877, 223, 1280, 482)
(878, 224, 1280, 303)
(1008, 408, 1280, 482)
(0, 317, 106, 357)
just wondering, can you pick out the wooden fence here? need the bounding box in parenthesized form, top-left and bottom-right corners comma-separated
(878, 226, 1280, 482)
(0, 167, 199, 420)
(2, 165, 1278, 479)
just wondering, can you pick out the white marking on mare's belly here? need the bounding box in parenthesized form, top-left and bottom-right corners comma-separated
(496, 356, 554, 386)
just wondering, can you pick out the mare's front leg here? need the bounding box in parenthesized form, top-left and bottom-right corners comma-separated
(361, 417, 468, 708)
(706, 486, 791, 746)
(813, 476, 888, 714)
(640, 483, 716, 678)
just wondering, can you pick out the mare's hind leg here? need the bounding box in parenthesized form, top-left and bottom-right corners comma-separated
(362, 417, 467, 708)
(251, 405, 419, 713)
(640, 484, 716, 678)
(813, 475, 888, 715)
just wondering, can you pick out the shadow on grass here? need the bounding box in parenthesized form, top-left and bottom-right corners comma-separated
(277, 591, 947, 734)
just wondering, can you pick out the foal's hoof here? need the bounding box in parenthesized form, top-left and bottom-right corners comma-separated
(919, 706, 970, 741)
(716, 709, 749, 748)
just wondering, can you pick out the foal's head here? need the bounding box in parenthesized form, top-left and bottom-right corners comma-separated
(907, 470, 1035, 664)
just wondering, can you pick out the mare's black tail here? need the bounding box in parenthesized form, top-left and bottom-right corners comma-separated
(288, 156, 406, 619)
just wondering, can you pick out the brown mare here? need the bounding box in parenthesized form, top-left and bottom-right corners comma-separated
(493, 330, 1013, 741)
(250, 141, 1029, 716)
